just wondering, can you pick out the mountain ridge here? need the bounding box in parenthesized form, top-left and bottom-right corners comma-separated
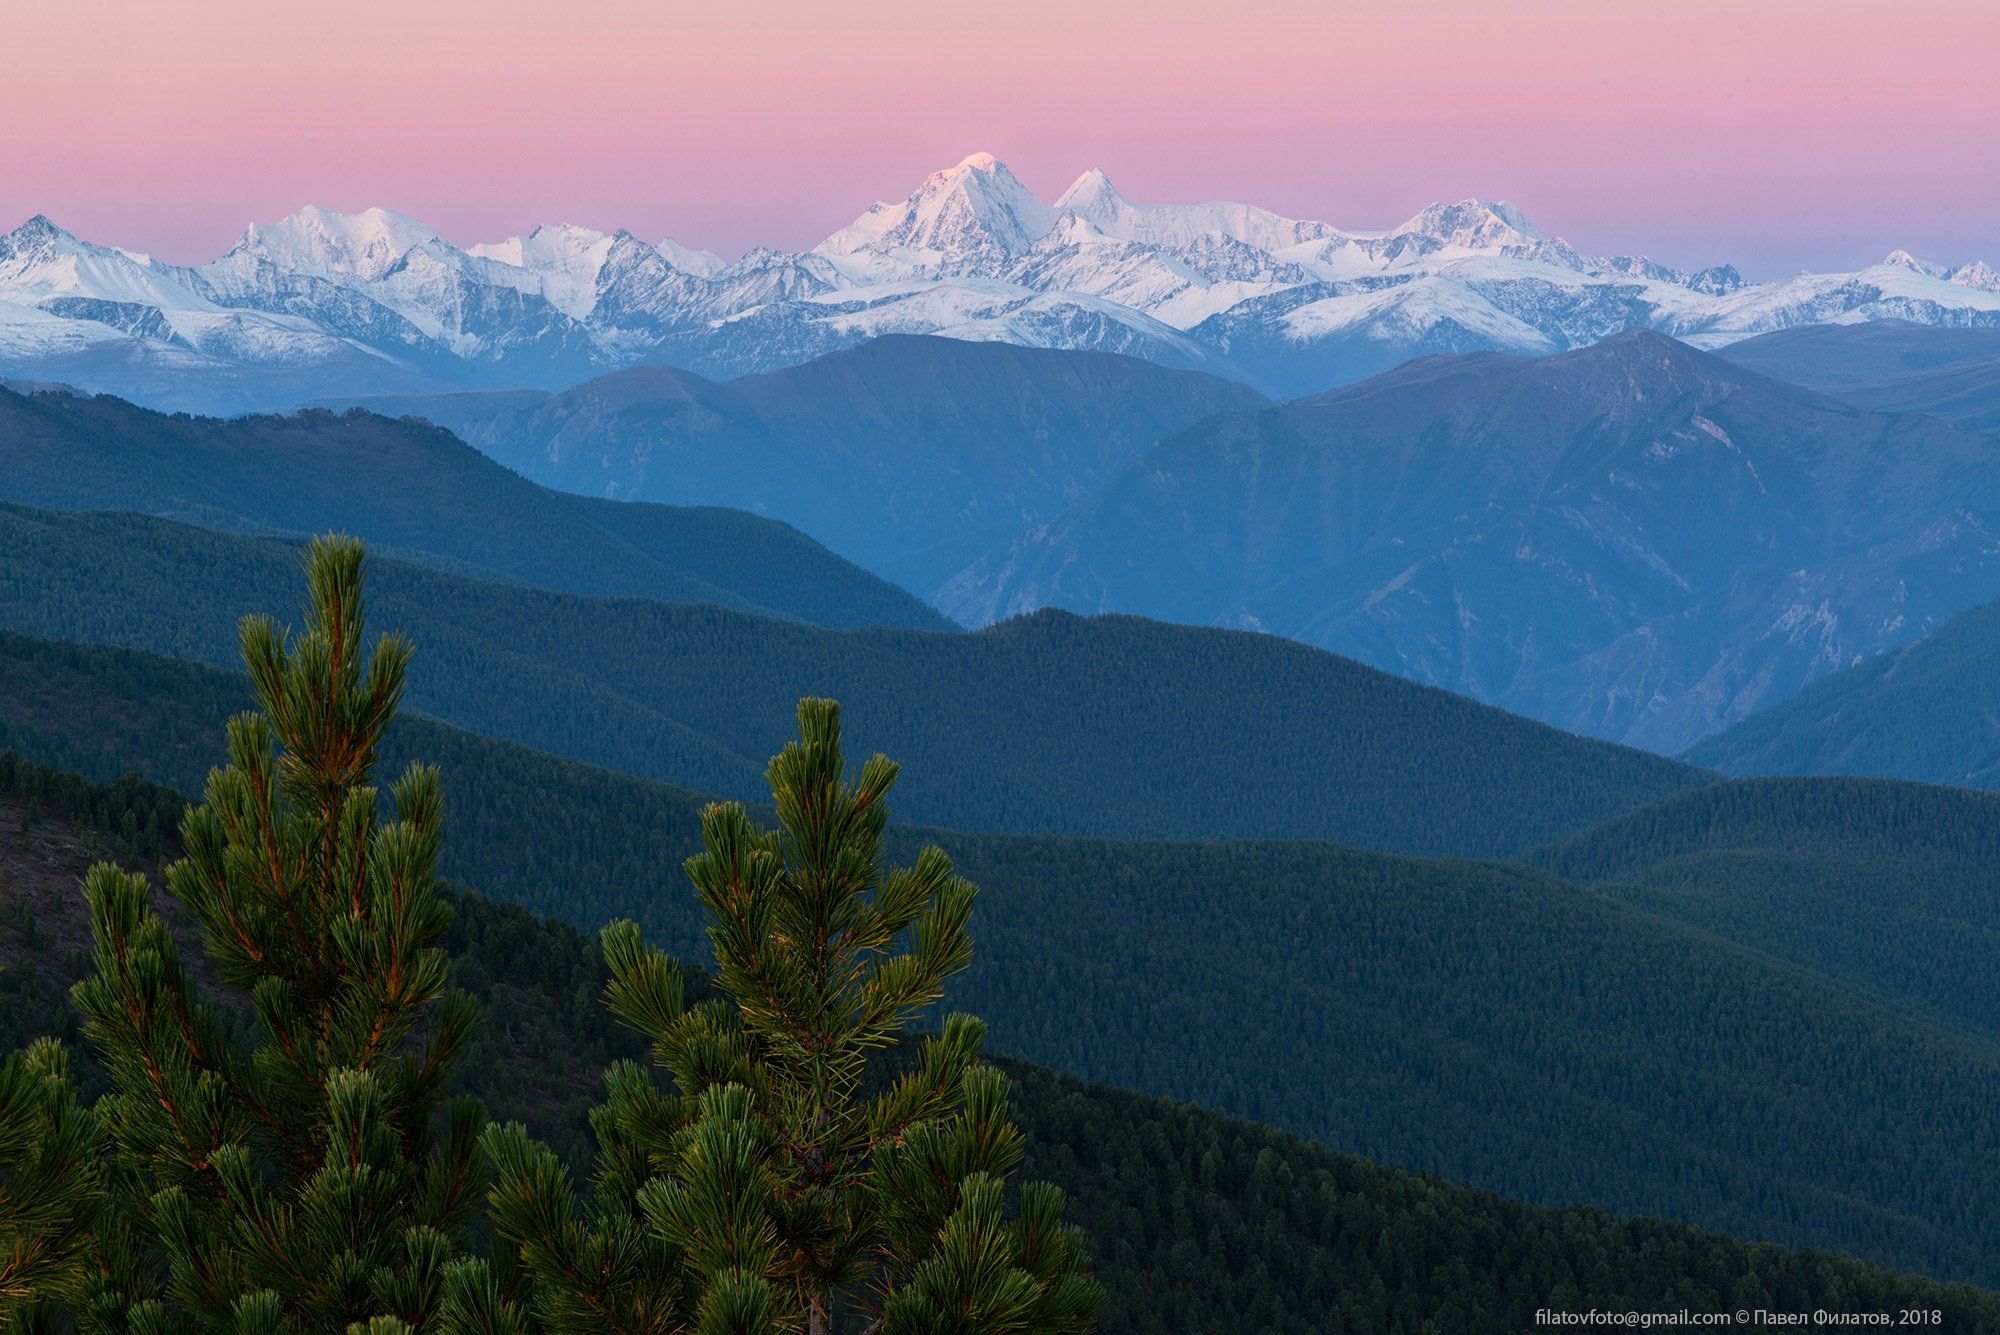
(10, 627, 2000, 1289)
(0, 502, 1708, 857)
(938, 330, 2000, 752)
(322, 334, 1270, 585)
(8, 156, 2000, 410)
(0, 382, 951, 631)
(1684, 593, 2000, 788)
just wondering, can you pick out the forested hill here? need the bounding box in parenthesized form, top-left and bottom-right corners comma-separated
(1684, 594, 2000, 788)
(7, 758, 1997, 1331)
(1532, 776, 2000, 1044)
(0, 506, 1706, 857)
(0, 383, 949, 631)
(11, 629, 2000, 1287)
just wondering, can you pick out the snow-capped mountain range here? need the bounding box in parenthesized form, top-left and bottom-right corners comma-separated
(6, 152, 2000, 411)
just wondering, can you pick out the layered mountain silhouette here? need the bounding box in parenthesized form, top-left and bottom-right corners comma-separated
(1719, 321, 2000, 431)
(1716, 320, 2000, 391)
(941, 331, 2000, 751)
(7, 157, 1998, 411)
(330, 335, 1267, 588)
(1685, 593, 2000, 788)
(12, 627, 2000, 1289)
(0, 503, 1703, 857)
(0, 383, 949, 630)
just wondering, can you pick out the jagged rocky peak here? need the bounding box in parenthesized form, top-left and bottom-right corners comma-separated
(656, 235, 726, 277)
(229, 205, 440, 282)
(1051, 168, 1331, 251)
(1882, 248, 1943, 276)
(1688, 264, 1745, 295)
(1, 214, 77, 253)
(1400, 199, 1542, 248)
(816, 151, 1057, 263)
(1945, 260, 2000, 292)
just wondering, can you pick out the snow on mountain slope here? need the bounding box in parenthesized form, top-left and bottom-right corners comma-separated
(808, 276, 1225, 370)
(1668, 260, 2000, 347)
(1947, 262, 2000, 293)
(0, 215, 422, 386)
(656, 236, 726, 277)
(5, 157, 1999, 412)
(816, 152, 1058, 271)
(469, 224, 729, 320)
(1053, 168, 1333, 251)
(469, 223, 619, 319)
(0, 215, 216, 313)
(1279, 276, 1557, 349)
(227, 205, 438, 282)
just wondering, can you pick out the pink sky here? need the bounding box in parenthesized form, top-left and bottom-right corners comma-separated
(4, 0, 1994, 277)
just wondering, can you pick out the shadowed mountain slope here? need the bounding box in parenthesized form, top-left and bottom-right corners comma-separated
(0, 382, 950, 630)
(0, 505, 1705, 857)
(943, 331, 2000, 752)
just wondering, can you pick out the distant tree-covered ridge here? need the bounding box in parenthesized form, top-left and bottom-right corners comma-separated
(8, 629, 2000, 1289)
(1686, 593, 2000, 790)
(5, 751, 1998, 1332)
(0, 503, 1706, 858)
(1533, 776, 2000, 1044)
(0, 381, 951, 631)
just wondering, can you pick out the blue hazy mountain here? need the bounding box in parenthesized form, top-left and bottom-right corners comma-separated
(328, 335, 1269, 590)
(942, 331, 2000, 753)
(0, 381, 949, 631)
(1685, 593, 2000, 788)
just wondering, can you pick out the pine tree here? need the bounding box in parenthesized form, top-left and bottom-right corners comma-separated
(465, 698, 1101, 1334)
(67, 534, 487, 1329)
(0, 1038, 103, 1323)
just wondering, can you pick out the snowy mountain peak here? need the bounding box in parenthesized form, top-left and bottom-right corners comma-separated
(1039, 212, 1115, 247)
(8, 167, 2000, 420)
(4, 215, 74, 248)
(1055, 168, 1126, 214)
(1688, 264, 1746, 296)
(1, 217, 90, 274)
(1946, 260, 2000, 293)
(1399, 199, 1541, 248)
(467, 223, 618, 319)
(469, 222, 606, 267)
(0, 211, 213, 314)
(1051, 174, 1330, 252)
(656, 236, 726, 278)
(816, 152, 1057, 266)
(1882, 249, 1942, 276)
(232, 205, 439, 282)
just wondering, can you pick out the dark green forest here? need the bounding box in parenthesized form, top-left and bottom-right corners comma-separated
(8, 630, 2000, 1289)
(1687, 594, 2000, 789)
(0, 504, 1705, 857)
(1533, 776, 2000, 1044)
(0, 383, 950, 632)
(5, 752, 1996, 1332)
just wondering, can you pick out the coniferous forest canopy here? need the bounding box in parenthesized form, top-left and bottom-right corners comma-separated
(0, 503, 1705, 858)
(5, 103, 2000, 1325)
(7, 743, 2000, 1332)
(8, 623, 2000, 1303)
